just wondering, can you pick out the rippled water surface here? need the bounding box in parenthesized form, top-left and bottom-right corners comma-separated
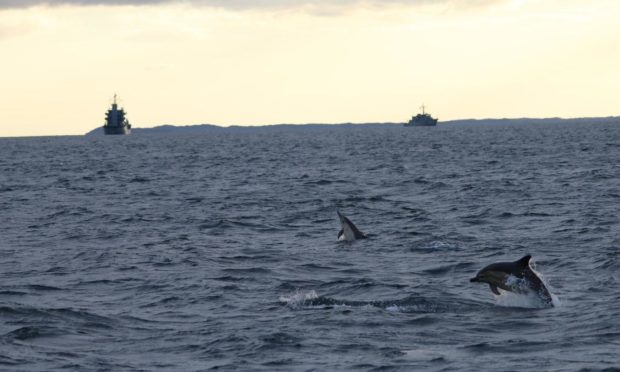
(1, 122, 619, 371)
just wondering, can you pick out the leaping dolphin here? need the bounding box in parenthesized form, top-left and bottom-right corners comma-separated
(337, 210, 367, 241)
(470, 255, 553, 306)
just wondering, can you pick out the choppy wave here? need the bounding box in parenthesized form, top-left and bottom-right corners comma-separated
(279, 290, 491, 314)
(1, 122, 619, 370)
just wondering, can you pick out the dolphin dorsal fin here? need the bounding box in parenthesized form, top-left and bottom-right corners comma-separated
(516, 255, 532, 268)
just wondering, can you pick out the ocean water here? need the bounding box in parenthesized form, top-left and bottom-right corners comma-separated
(0, 122, 619, 371)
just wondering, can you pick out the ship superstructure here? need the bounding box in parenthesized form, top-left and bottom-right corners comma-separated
(404, 105, 438, 127)
(103, 94, 131, 135)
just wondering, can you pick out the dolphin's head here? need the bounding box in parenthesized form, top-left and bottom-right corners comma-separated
(470, 255, 533, 293)
(470, 265, 511, 286)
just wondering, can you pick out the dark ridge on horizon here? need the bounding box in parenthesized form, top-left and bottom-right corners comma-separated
(84, 116, 620, 136)
(85, 122, 401, 136)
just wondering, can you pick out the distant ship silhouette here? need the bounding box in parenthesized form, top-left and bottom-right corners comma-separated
(103, 94, 131, 135)
(404, 105, 438, 126)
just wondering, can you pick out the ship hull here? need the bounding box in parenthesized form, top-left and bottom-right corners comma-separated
(404, 119, 438, 127)
(404, 121, 437, 127)
(104, 126, 131, 135)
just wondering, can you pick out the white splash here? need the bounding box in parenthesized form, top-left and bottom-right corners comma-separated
(528, 261, 562, 308)
(493, 288, 544, 308)
(505, 274, 529, 292)
(279, 290, 319, 309)
(494, 273, 560, 309)
(531, 266, 562, 308)
(385, 305, 403, 312)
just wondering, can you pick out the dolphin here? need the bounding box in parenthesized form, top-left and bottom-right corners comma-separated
(470, 255, 553, 306)
(337, 210, 367, 241)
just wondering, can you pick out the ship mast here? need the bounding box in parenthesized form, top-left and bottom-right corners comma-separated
(420, 104, 426, 115)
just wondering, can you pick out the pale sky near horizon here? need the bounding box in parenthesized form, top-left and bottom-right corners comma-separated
(0, 0, 619, 137)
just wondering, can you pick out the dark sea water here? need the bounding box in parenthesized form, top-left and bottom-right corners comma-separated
(1, 122, 619, 371)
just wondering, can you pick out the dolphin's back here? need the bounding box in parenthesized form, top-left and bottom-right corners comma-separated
(476, 255, 532, 278)
(343, 215, 366, 239)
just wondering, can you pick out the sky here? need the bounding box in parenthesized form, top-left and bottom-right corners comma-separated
(0, 0, 619, 136)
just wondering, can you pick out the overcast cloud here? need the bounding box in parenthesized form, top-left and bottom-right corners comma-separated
(0, 0, 499, 10)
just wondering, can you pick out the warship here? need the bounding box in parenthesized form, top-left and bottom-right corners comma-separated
(103, 94, 131, 135)
(404, 105, 438, 127)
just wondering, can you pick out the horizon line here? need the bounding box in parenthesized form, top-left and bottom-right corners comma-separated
(1, 115, 619, 139)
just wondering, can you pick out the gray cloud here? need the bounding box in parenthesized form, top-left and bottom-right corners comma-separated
(0, 0, 500, 10)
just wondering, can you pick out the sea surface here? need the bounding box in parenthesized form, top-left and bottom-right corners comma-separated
(1, 122, 619, 371)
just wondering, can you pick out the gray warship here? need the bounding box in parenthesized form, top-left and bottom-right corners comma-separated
(404, 105, 438, 127)
(103, 94, 131, 135)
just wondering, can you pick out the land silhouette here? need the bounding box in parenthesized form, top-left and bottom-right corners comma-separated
(85, 116, 620, 136)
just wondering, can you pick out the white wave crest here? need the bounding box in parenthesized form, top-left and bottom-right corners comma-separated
(279, 290, 319, 309)
(385, 305, 404, 312)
